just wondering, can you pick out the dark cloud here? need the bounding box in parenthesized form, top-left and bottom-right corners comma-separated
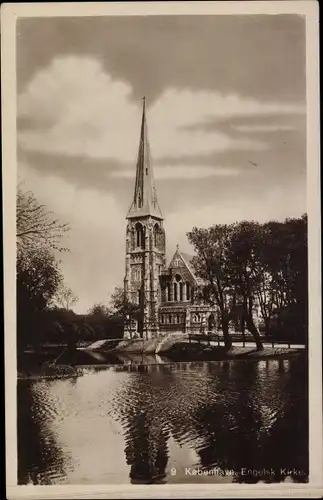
(18, 147, 132, 192)
(181, 112, 305, 133)
(18, 96, 306, 216)
(17, 15, 306, 104)
(157, 111, 305, 177)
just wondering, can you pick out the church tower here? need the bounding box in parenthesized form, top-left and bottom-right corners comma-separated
(124, 98, 166, 339)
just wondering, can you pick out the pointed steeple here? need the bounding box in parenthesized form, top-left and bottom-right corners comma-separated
(127, 97, 163, 219)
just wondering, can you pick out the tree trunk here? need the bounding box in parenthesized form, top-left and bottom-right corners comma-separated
(244, 291, 264, 351)
(245, 315, 263, 350)
(240, 314, 246, 340)
(264, 316, 271, 337)
(240, 315, 246, 345)
(222, 316, 232, 350)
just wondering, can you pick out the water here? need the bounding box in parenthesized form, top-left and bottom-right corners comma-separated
(17, 356, 308, 485)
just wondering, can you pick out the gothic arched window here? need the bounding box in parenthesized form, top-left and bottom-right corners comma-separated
(173, 282, 178, 301)
(179, 282, 183, 301)
(168, 314, 172, 324)
(160, 228, 165, 249)
(154, 223, 159, 248)
(186, 282, 191, 301)
(130, 228, 135, 250)
(135, 222, 145, 249)
(167, 284, 171, 301)
(153, 224, 165, 251)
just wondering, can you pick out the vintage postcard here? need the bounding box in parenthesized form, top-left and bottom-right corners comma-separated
(2, 1, 322, 498)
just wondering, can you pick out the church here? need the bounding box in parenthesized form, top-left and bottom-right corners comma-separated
(123, 99, 217, 339)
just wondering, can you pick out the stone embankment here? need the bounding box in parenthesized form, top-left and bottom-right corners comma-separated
(82, 336, 305, 361)
(82, 334, 185, 354)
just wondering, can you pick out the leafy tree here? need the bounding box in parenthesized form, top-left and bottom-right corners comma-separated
(110, 287, 139, 317)
(228, 221, 264, 350)
(187, 225, 236, 349)
(17, 250, 63, 350)
(84, 302, 124, 340)
(188, 215, 307, 347)
(110, 287, 141, 338)
(16, 186, 69, 351)
(262, 215, 307, 341)
(267, 216, 307, 308)
(88, 303, 111, 318)
(188, 222, 265, 350)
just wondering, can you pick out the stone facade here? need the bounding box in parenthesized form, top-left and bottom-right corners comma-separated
(158, 247, 217, 336)
(124, 216, 167, 338)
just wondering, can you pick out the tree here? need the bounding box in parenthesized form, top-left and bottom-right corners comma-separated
(17, 249, 63, 350)
(16, 186, 70, 351)
(17, 185, 69, 254)
(262, 215, 307, 342)
(88, 303, 111, 318)
(52, 285, 79, 311)
(110, 287, 139, 317)
(85, 302, 124, 340)
(266, 216, 307, 308)
(109, 287, 141, 338)
(187, 225, 236, 349)
(17, 250, 63, 311)
(228, 222, 264, 350)
(188, 215, 307, 348)
(188, 223, 266, 350)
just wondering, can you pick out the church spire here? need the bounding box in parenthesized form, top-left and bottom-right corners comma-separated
(127, 97, 163, 219)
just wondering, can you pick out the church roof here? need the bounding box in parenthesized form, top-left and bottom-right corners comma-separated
(180, 252, 197, 276)
(127, 98, 163, 220)
(167, 246, 202, 284)
(180, 252, 194, 265)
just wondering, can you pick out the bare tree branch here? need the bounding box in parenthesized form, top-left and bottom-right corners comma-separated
(17, 186, 70, 255)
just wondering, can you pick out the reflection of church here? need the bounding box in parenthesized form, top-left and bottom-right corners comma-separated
(124, 99, 216, 339)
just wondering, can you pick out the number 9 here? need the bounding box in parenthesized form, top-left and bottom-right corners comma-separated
(171, 467, 177, 476)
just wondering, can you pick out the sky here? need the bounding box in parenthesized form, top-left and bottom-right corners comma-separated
(16, 14, 307, 313)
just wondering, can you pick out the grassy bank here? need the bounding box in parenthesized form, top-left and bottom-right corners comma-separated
(162, 342, 305, 362)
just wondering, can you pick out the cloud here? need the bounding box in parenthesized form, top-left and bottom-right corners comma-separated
(19, 161, 125, 313)
(16, 15, 306, 104)
(232, 124, 296, 133)
(165, 178, 306, 258)
(110, 165, 243, 180)
(17, 55, 305, 169)
(17, 54, 307, 313)
(18, 57, 139, 162)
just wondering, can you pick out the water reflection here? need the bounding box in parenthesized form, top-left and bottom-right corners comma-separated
(124, 405, 169, 484)
(18, 357, 308, 485)
(17, 380, 73, 484)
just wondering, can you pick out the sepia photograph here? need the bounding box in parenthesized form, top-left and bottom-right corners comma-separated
(2, 1, 321, 498)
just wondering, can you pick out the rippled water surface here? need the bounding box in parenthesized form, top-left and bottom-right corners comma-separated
(18, 358, 308, 485)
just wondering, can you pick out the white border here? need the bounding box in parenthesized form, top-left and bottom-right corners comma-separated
(2, 2, 321, 498)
